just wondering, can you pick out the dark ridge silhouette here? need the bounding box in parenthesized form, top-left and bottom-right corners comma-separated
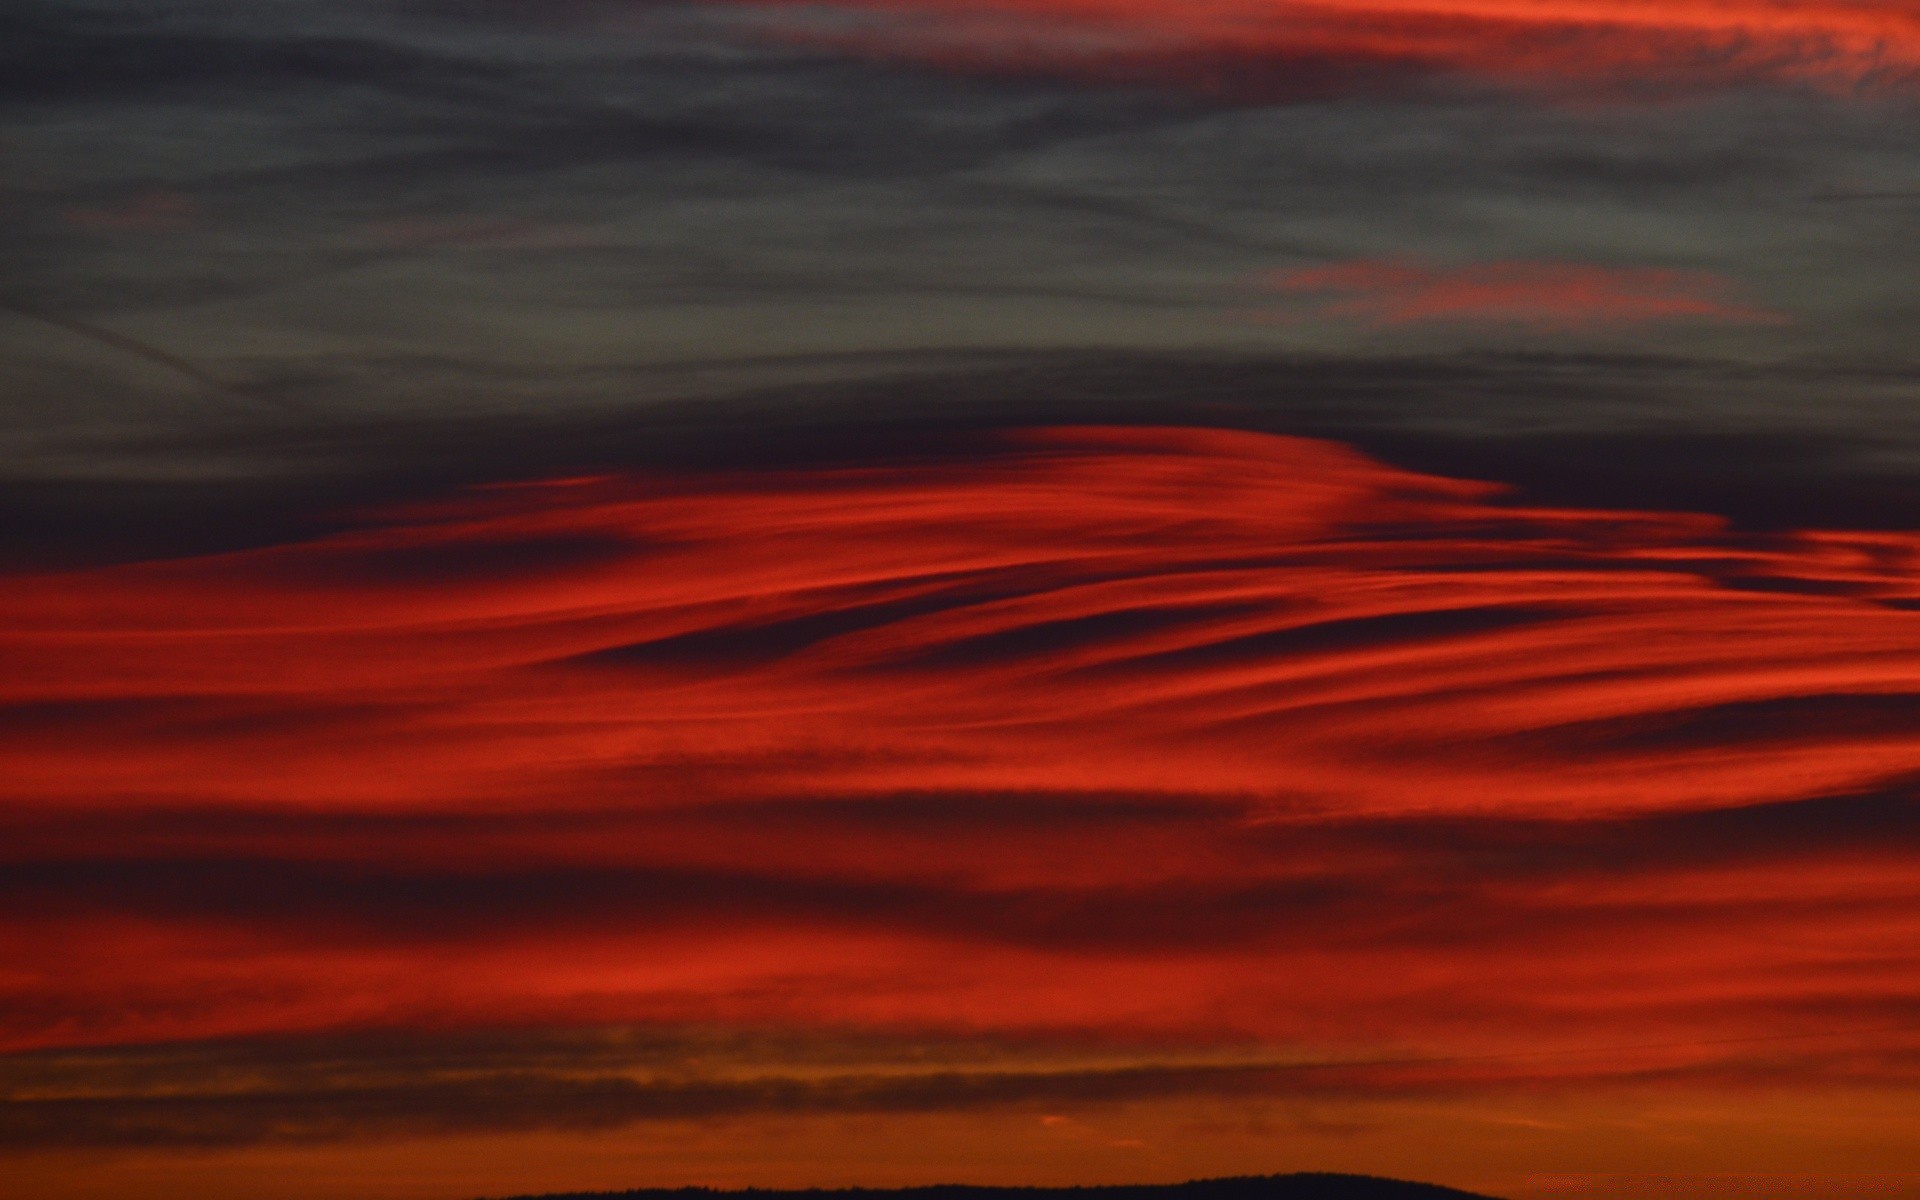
(493, 1174, 1503, 1200)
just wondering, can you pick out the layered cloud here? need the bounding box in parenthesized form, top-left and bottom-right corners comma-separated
(4, 427, 1919, 1128)
(7, 1010, 1918, 1153)
(9, 3, 1920, 1196)
(712, 0, 1920, 97)
(15, 425, 1920, 825)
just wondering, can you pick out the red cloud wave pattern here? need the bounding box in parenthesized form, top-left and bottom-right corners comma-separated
(3, 428, 1919, 1095)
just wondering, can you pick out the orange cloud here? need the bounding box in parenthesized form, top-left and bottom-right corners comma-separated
(1262, 259, 1790, 329)
(709, 0, 1920, 96)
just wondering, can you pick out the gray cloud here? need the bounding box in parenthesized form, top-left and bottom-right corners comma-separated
(9, 349, 1920, 570)
(8, 0, 1920, 473)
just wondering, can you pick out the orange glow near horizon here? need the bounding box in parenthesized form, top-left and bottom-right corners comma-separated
(4, 427, 1920, 1194)
(707, 0, 1920, 95)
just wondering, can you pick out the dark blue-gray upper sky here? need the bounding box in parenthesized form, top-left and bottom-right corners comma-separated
(6, 0, 1920, 549)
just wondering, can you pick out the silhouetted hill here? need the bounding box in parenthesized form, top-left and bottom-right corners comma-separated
(494, 1174, 1502, 1200)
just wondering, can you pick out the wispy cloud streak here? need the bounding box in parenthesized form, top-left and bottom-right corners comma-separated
(705, 0, 1920, 97)
(1261, 260, 1789, 329)
(2, 427, 1919, 1104)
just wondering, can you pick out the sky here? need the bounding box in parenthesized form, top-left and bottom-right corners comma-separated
(4, 3, 1920, 1199)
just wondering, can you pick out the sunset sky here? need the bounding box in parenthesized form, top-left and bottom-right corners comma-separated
(5, 3, 1920, 1200)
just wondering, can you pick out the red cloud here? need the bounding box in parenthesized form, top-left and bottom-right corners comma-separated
(1261, 259, 1791, 329)
(709, 0, 1920, 96)
(4, 427, 1920, 1087)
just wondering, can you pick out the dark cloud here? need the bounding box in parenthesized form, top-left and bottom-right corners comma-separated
(0, 4, 509, 106)
(6, 1020, 1916, 1152)
(9, 349, 1920, 570)
(0, 852, 1406, 953)
(3, 776, 1917, 964)
(8, 0, 1920, 449)
(0, 1049, 1428, 1149)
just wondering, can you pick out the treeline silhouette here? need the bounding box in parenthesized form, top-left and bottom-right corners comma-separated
(495, 1174, 1500, 1200)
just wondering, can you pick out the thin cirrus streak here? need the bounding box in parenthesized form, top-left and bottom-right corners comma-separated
(706, 0, 1920, 96)
(3, 426, 1920, 1117)
(1261, 260, 1792, 329)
